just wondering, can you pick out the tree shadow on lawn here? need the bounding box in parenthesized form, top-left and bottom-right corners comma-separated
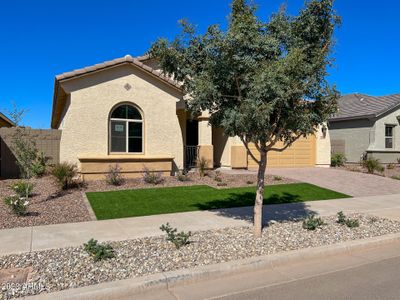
(192, 191, 317, 226)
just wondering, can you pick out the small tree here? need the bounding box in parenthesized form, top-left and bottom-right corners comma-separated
(6, 103, 39, 179)
(150, 0, 340, 237)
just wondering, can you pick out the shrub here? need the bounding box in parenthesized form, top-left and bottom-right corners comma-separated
(391, 175, 400, 180)
(387, 163, 396, 170)
(337, 211, 346, 224)
(214, 170, 222, 182)
(105, 164, 124, 186)
(143, 168, 164, 185)
(31, 152, 48, 177)
(9, 181, 34, 198)
(345, 218, 360, 228)
(84, 239, 115, 262)
(362, 157, 384, 174)
(176, 171, 190, 182)
(4, 195, 29, 216)
(273, 176, 282, 181)
(160, 223, 191, 249)
(197, 157, 209, 177)
(31, 162, 46, 178)
(331, 153, 346, 167)
(337, 211, 359, 228)
(302, 215, 326, 230)
(51, 162, 78, 190)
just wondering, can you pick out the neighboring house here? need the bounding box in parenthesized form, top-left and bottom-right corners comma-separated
(0, 112, 15, 178)
(0, 112, 15, 128)
(329, 93, 400, 163)
(51, 55, 331, 180)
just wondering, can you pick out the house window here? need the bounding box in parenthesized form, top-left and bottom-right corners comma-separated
(385, 125, 394, 149)
(110, 104, 143, 153)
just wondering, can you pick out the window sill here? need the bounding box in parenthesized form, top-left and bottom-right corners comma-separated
(78, 154, 174, 162)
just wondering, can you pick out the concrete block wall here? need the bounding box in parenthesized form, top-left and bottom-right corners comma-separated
(0, 128, 61, 179)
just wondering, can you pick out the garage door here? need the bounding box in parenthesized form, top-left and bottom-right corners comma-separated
(248, 135, 316, 169)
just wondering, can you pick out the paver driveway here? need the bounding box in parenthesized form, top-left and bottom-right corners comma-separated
(266, 167, 400, 197)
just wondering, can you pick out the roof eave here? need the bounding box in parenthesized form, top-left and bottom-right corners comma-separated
(0, 112, 15, 127)
(51, 56, 183, 128)
(329, 114, 376, 122)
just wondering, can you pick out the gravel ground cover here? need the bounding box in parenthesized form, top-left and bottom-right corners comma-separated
(338, 164, 400, 179)
(1, 214, 399, 299)
(0, 172, 295, 229)
(85, 170, 297, 192)
(0, 177, 90, 230)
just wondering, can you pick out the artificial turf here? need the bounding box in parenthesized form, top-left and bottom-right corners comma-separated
(86, 183, 351, 220)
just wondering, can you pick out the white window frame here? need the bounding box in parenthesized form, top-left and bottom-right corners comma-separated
(109, 105, 144, 154)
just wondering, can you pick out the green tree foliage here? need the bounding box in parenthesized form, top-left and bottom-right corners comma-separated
(150, 0, 340, 237)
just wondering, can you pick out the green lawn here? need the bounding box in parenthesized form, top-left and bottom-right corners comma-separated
(86, 183, 351, 220)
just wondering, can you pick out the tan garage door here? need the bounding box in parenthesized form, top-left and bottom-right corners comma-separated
(248, 135, 316, 169)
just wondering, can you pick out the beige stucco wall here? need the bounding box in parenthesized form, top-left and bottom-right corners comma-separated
(315, 124, 331, 167)
(58, 64, 185, 172)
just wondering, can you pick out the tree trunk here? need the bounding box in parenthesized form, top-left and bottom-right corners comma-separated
(254, 149, 267, 238)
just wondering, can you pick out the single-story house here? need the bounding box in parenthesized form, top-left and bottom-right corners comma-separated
(0, 112, 15, 128)
(329, 93, 400, 163)
(51, 55, 331, 180)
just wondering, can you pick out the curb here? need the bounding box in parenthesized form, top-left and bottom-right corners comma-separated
(81, 192, 97, 221)
(22, 233, 400, 300)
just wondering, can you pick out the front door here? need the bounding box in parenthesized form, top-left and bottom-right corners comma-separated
(185, 120, 199, 169)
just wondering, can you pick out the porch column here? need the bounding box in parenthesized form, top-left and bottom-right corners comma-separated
(198, 112, 214, 169)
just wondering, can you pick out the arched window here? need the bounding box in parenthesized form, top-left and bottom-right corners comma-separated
(109, 104, 143, 153)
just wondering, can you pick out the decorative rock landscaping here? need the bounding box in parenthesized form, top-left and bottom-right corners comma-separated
(1, 213, 400, 299)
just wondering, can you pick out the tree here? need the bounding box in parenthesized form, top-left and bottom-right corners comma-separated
(6, 103, 39, 179)
(150, 0, 340, 237)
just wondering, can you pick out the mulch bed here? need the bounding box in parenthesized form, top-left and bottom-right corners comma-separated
(0, 214, 399, 299)
(0, 171, 297, 230)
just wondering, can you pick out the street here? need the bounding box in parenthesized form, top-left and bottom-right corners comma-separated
(133, 241, 400, 300)
(215, 256, 400, 300)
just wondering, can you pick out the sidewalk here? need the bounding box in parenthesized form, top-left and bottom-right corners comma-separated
(1, 193, 400, 256)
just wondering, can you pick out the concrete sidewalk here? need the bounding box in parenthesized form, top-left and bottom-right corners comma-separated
(1, 193, 400, 256)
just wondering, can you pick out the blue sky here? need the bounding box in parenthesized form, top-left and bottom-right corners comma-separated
(1, 0, 399, 128)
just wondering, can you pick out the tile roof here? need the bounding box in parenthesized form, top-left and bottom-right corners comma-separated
(55, 55, 180, 90)
(330, 93, 400, 121)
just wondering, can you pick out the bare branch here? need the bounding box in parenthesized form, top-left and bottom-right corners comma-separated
(235, 76, 242, 100)
(269, 134, 303, 152)
(240, 136, 260, 165)
(266, 127, 284, 150)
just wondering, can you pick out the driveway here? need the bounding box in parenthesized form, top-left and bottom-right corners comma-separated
(266, 167, 400, 197)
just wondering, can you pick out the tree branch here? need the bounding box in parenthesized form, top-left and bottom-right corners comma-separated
(235, 76, 242, 100)
(269, 134, 303, 152)
(240, 136, 260, 165)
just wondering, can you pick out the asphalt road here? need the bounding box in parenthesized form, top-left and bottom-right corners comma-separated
(215, 256, 400, 300)
(123, 242, 400, 300)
